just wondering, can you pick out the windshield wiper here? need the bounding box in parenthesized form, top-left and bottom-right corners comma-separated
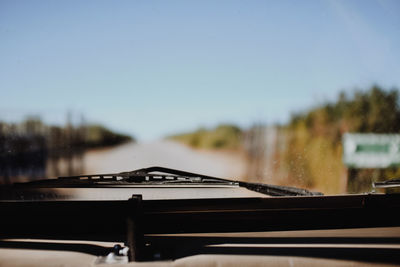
(14, 166, 236, 187)
(118, 166, 237, 184)
(373, 178, 400, 189)
(13, 166, 321, 196)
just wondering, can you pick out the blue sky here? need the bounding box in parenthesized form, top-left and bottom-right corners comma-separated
(1, 0, 399, 140)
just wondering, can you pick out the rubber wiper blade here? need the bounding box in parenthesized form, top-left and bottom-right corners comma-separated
(14, 172, 123, 187)
(239, 181, 322, 196)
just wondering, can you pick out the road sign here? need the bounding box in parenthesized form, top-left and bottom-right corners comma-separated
(343, 133, 400, 168)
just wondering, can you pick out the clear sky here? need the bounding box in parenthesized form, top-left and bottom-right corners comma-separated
(1, 0, 399, 140)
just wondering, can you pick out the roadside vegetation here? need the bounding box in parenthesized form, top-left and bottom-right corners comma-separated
(286, 86, 400, 193)
(0, 118, 134, 181)
(169, 86, 400, 194)
(0, 118, 134, 151)
(85, 124, 133, 148)
(168, 124, 243, 150)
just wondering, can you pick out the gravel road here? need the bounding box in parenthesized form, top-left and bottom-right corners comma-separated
(83, 140, 247, 180)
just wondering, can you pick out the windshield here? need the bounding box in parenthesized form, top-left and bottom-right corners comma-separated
(1, 0, 399, 196)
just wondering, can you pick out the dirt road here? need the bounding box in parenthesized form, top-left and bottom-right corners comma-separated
(83, 140, 247, 179)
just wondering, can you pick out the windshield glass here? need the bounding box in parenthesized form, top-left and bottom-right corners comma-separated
(1, 0, 399, 195)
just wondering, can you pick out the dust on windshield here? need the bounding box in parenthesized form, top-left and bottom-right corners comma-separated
(1, 1, 399, 195)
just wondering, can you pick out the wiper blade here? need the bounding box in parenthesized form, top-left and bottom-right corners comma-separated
(239, 181, 322, 196)
(131, 168, 320, 196)
(373, 178, 400, 189)
(18, 166, 237, 187)
(13, 166, 321, 196)
(119, 166, 236, 184)
(132, 167, 322, 196)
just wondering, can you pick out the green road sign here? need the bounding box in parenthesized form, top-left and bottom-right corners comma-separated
(343, 133, 400, 168)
